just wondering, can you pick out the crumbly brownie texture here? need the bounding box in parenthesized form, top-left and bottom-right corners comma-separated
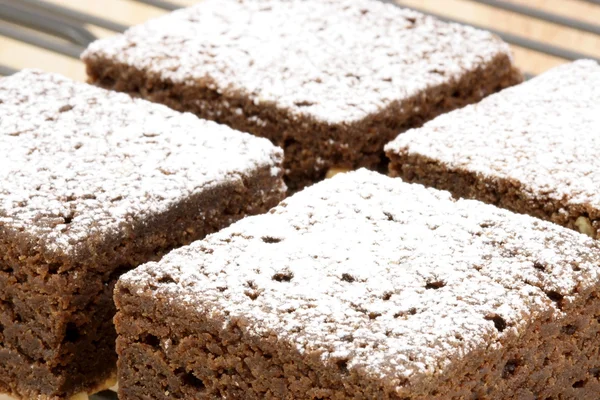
(82, 0, 522, 191)
(0, 70, 285, 400)
(116, 169, 600, 399)
(386, 60, 600, 239)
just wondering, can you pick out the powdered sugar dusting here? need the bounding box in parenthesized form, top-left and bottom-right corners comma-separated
(386, 60, 600, 209)
(82, 0, 512, 124)
(0, 70, 283, 258)
(121, 170, 600, 390)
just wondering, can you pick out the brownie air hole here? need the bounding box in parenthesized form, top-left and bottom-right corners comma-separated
(394, 308, 417, 318)
(294, 100, 315, 107)
(485, 314, 507, 332)
(341, 273, 356, 283)
(502, 359, 520, 379)
(141, 334, 161, 347)
(175, 368, 206, 392)
(262, 236, 282, 244)
(65, 323, 80, 343)
(244, 279, 262, 299)
(341, 334, 354, 342)
(118, 285, 132, 298)
(272, 271, 293, 282)
(369, 312, 382, 320)
(181, 372, 206, 391)
(336, 359, 349, 375)
(545, 290, 565, 310)
(573, 380, 586, 388)
(244, 290, 261, 300)
(157, 275, 176, 284)
(425, 280, 445, 290)
(561, 324, 577, 335)
(58, 104, 74, 113)
(533, 261, 547, 272)
(48, 263, 61, 273)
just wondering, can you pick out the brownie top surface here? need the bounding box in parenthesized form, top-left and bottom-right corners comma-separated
(0, 69, 282, 258)
(122, 169, 600, 389)
(83, 0, 511, 124)
(386, 60, 600, 209)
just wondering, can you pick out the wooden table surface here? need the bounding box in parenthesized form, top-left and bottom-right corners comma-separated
(1, 0, 599, 81)
(0, 0, 599, 399)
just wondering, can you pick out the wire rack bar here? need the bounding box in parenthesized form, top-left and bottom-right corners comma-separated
(0, 64, 18, 76)
(17, 0, 128, 33)
(387, 2, 600, 63)
(470, 0, 600, 36)
(0, 23, 84, 59)
(523, 72, 535, 80)
(135, 0, 600, 65)
(132, 0, 180, 11)
(0, 1, 96, 46)
(488, 27, 599, 62)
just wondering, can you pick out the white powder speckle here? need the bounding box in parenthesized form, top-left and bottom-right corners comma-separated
(386, 60, 600, 211)
(121, 169, 600, 391)
(82, 0, 513, 124)
(0, 70, 283, 259)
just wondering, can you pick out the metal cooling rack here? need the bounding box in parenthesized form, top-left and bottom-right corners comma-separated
(1, 0, 599, 79)
(0, 0, 599, 398)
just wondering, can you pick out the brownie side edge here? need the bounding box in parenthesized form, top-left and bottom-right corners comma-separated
(83, 52, 522, 191)
(386, 151, 600, 238)
(0, 164, 285, 400)
(113, 271, 600, 399)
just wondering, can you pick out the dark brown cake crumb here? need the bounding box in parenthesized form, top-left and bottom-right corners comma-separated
(0, 70, 285, 399)
(386, 60, 600, 239)
(115, 170, 600, 399)
(82, 0, 522, 191)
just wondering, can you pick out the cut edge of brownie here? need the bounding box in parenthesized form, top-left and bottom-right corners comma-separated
(111, 170, 600, 399)
(113, 282, 600, 399)
(83, 51, 522, 192)
(0, 164, 285, 400)
(386, 151, 600, 239)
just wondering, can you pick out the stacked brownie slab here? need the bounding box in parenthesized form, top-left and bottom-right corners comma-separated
(115, 170, 600, 399)
(82, 0, 522, 190)
(5, 0, 597, 398)
(386, 60, 600, 238)
(0, 70, 285, 399)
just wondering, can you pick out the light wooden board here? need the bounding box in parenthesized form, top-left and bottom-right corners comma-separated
(396, 0, 600, 75)
(1, 0, 599, 79)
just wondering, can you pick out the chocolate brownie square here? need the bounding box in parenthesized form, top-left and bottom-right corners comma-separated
(115, 169, 600, 399)
(0, 70, 285, 399)
(386, 60, 600, 239)
(82, 0, 522, 191)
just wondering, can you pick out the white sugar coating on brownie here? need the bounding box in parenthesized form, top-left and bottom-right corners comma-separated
(83, 0, 521, 191)
(82, 0, 513, 124)
(0, 69, 283, 258)
(386, 60, 600, 215)
(119, 169, 600, 398)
